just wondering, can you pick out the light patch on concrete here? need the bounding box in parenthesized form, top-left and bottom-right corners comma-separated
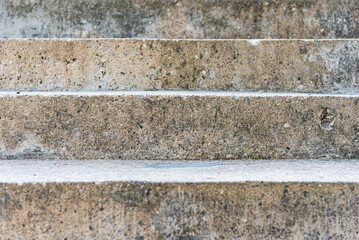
(1, 159, 359, 183)
(247, 39, 261, 46)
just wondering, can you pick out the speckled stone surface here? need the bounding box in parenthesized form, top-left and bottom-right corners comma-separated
(0, 93, 358, 160)
(1, 39, 359, 93)
(1, 0, 359, 39)
(1, 181, 359, 239)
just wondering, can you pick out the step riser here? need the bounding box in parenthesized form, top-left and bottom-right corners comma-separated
(1, 182, 358, 239)
(1, 0, 359, 39)
(1, 95, 358, 160)
(2, 39, 359, 93)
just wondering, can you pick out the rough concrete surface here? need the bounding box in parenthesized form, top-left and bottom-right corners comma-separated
(2, 0, 359, 39)
(0, 92, 358, 160)
(1, 181, 359, 239)
(1, 39, 359, 93)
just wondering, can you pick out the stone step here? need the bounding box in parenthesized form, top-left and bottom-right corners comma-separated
(0, 91, 358, 160)
(1, 159, 359, 239)
(1, 0, 359, 39)
(1, 39, 359, 93)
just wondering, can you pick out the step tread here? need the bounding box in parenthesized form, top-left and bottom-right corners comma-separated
(2, 39, 359, 93)
(2, 159, 359, 183)
(0, 94, 358, 160)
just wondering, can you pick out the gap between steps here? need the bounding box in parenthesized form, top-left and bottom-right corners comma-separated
(0, 91, 359, 97)
(2, 38, 359, 42)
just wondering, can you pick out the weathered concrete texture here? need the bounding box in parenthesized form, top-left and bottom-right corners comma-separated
(1, 0, 359, 39)
(2, 39, 359, 93)
(1, 182, 359, 239)
(0, 93, 358, 160)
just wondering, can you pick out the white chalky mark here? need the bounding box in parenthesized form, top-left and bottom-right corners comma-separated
(247, 39, 261, 46)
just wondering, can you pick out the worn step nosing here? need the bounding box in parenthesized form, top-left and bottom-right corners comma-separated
(1, 159, 359, 183)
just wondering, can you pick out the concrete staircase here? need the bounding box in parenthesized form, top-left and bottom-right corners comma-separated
(1, 0, 359, 239)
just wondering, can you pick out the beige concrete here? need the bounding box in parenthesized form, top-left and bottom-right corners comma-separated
(0, 93, 358, 160)
(1, 39, 359, 93)
(1, 0, 359, 39)
(0, 181, 358, 239)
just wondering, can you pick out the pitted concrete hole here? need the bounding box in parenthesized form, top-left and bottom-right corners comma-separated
(320, 107, 335, 130)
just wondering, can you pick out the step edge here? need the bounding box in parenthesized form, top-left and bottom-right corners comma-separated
(2, 38, 359, 42)
(1, 91, 359, 97)
(1, 159, 359, 184)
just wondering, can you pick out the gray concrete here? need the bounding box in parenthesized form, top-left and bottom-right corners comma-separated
(0, 91, 358, 160)
(1, 0, 359, 39)
(2, 159, 359, 183)
(2, 39, 359, 93)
